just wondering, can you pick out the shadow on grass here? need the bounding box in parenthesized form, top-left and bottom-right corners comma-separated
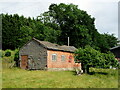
(89, 71, 108, 75)
(71, 71, 77, 75)
(71, 71, 85, 76)
(71, 71, 108, 76)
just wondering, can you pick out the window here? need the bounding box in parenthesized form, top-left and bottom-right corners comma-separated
(52, 54, 57, 61)
(61, 55, 65, 61)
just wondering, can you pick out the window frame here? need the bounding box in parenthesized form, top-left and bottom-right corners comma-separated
(52, 54, 57, 61)
(61, 55, 65, 61)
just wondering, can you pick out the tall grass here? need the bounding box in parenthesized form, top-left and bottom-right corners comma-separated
(2, 68, 118, 88)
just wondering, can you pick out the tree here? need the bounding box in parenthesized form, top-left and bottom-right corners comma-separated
(2, 4, 119, 51)
(74, 46, 118, 74)
(2, 13, 61, 50)
(2, 14, 33, 50)
(39, 3, 119, 52)
(95, 33, 119, 53)
(39, 3, 96, 48)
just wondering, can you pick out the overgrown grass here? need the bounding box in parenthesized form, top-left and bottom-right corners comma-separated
(2, 68, 118, 88)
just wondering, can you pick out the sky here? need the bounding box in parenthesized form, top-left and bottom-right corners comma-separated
(0, 0, 119, 38)
(118, 1, 120, 40)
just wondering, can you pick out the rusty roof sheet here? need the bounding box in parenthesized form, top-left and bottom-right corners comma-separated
(33, 38, 76, 52)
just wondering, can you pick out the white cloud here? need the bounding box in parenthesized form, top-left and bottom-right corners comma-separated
(85, 2, 118, 36)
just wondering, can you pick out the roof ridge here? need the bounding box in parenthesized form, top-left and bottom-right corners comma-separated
(32, 38, 77, 52)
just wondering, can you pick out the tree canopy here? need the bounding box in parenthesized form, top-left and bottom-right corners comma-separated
(39, 3, 118, 52)
(2, 13, 61, 50)
(39, 3, 96, 47)
(2, 3, 119, 52)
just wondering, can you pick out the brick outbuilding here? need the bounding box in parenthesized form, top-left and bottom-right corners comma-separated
(19, 38, 81, 70)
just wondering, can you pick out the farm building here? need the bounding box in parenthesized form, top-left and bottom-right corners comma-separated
(19, 38, 81, 70)
(110, 46, 120, 63)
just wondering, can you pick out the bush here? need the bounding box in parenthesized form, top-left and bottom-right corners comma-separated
(2, 49, 19, 68)
(5, 50, 11, 57)
(14, 49, 19, 67)
(0, 50, 2, 57)
(74, 45, 119, 74)
(102, 52, 118, 68)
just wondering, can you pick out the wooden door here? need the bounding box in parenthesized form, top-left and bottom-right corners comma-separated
(21, 55, 28, 69)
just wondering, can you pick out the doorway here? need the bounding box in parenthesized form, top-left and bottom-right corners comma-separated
(21, 55, 28, 69)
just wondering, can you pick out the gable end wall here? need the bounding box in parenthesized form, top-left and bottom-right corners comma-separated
(19, 40, 47, 69)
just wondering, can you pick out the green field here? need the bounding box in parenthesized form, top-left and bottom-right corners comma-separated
(2, 68, 118, 88)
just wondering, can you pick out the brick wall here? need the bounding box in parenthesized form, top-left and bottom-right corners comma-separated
(47, 50, 81, 70)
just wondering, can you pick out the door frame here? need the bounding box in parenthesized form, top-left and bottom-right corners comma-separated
(20, 55, 28, 69)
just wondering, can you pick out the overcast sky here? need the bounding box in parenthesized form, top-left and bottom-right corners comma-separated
(0, 0, 119, 38)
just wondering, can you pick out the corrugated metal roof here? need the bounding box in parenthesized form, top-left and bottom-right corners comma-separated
(110, 46, 120, 50)
(33, 38, 77, 52)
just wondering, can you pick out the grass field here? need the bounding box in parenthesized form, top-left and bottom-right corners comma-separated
(2, 68, 118, 88)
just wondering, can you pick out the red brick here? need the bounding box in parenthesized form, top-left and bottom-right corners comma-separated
(47, 50, 81, 69)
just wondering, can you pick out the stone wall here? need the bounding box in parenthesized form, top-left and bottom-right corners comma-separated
(19, 40, 47, 69)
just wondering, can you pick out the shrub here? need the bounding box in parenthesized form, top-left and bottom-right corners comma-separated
(102, 52, 118, 68)
(2, 49, 19, 68)
(0, 50, 2, 57)
(5, 50, 11, 57)
(14, 49, 19, 67)
(74, 45, 119, 74)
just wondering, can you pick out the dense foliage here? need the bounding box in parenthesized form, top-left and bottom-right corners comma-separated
(2, 49, 17, 65)
(2, 3, 119, 53)
(75, 46, 119, 73)
(39, 3, 118, 52)
(2, 14, 61, 50)
(5, 50, 11, 57)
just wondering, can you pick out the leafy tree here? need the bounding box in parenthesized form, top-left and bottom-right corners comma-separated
(1, 3, 119, 52)
(2, 13, 61, 50)
(39, 3, 119, 52)
(2, 13, 32, 50)
(103, 33, 118, 47)
(39, 3, 96, 48)
(43, 27, 61, 43)
(95, 33, 119, 53)
(74, 46, 118, 74)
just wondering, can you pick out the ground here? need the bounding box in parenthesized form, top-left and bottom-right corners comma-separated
(2, 68, 118, 88)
